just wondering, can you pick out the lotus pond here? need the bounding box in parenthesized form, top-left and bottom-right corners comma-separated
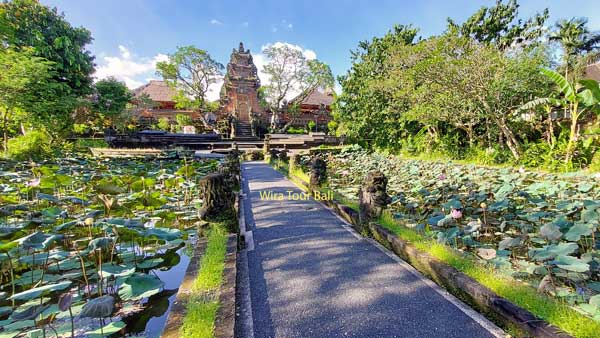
(0, 156, 219, 337)
(322, 146, 600, 322)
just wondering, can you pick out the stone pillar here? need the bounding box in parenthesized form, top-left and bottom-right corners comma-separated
(263, 135, 271, 154)
(199, 174, 234, 218)
(358, 171, 391, 225)
(309, 156, 327, 188)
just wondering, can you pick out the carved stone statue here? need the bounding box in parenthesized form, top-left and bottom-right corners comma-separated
(358, 171, 392, 224)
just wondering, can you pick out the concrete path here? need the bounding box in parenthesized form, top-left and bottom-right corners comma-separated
(237, 161, 505, 338)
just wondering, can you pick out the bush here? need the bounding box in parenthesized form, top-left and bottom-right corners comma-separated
(286, 127, 306, 134)
(244, 150, 264, 161)
(6, 130, 53, 160)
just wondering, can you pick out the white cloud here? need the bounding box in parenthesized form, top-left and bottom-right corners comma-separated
(94, 45, 168, 89)
(271, 26, 278, 33)
(206, 76, 224, 102)
(242, 21, 249, 28)
(287, 23, 293, 29)
(210, 19, 222, 25)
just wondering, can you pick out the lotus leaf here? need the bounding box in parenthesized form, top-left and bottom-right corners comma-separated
(85, 320, 126, 337)
(80, 295, 115, 318)
(100, 264, 135, 278)
(551, 255, 590, 272)
(8, 281, 71, 301)
(564, 223, 593, 242)
(530, 243, 579, 261)
(118, 273, 164, 301)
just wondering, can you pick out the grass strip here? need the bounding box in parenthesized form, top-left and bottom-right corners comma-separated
(378, 211, 600, 338)
(181, 223, 228, 338)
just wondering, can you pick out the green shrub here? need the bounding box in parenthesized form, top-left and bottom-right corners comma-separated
(589, 151, 600, 172)
(286, 126, 306, 134)
(6, 130, 53, 160)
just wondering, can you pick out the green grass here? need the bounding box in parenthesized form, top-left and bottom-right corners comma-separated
(378, 211, 600, 338)
(181, 223, 228, 338)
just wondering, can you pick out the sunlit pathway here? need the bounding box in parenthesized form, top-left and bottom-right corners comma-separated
(238, 161, 505, 338)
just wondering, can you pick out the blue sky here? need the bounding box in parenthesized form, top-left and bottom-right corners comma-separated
(42, 0, 600, 98)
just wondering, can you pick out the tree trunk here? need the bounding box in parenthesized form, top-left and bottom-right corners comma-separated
(495, 116, 521, 160)
(2, 108, 10, 153)
(564, 108, 580, 164)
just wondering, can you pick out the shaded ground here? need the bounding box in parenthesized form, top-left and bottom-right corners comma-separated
(239, 161, 504, 338)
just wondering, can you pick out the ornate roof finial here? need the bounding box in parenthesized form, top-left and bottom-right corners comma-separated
(239, 42, 244, 53)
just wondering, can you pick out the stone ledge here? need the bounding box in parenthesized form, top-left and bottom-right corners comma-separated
(214, 234, 239, 338)
(161, 238, 208, 338)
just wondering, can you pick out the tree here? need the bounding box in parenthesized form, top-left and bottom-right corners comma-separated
(550, 18, 600, 80)
(520, 69, 600, 164)
(1, 0, 96, 133)
(447, 0, 548, 50)
(175, 114, 193, 131)
(1, 0, 94, 96)
(0, 48, 53, 152)
(383, 34, 550, 159)
(334, 24, 420, 148)
(261, 43, 334, 129)
(155, 117, 170, 131)
(92, 77, 132, 127)
(156, 46, 223, 110)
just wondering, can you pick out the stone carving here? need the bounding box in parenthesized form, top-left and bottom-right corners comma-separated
(358, 171, 392, 224)
(309, 157, 327, 188)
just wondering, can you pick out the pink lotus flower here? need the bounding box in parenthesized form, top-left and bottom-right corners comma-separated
(26, 178, 40, 187)
(450, 208, 462, 219)
(341, 170, 350, 176)
(518, 167, 525, 174)
(438, 173, 446, 181)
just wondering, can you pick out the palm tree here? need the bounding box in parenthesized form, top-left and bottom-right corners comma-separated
(520, 69, 600, 164)
(550, 18, 600, 80)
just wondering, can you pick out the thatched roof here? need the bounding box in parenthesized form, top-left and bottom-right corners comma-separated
(585, 62, 600, 82)
(291, 88, 334, 107)
(133, 80, 176, 102)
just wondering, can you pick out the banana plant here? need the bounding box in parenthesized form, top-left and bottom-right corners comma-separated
(520, 68, 600, 164)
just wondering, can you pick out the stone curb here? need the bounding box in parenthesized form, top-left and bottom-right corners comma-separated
(214, 234, 239, 338)
(161, 238, 209, 338)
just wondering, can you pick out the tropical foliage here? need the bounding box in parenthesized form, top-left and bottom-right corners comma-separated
(334, 0, 600, 171)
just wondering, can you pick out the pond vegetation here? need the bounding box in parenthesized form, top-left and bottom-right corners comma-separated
(0, 156, 219, 337)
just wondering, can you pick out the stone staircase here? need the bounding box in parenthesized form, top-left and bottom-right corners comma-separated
(234, 122, 258, 140)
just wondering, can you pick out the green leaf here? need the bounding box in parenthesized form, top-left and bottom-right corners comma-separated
(541, 68, 575, 101)
(9, 281, 71, 301)
(118, 273, 164, 301)
(564, 223, 593, 242)
(80, 295, 115, 318)
(85, 320, 126, 338)
(551, 255, 590, 272)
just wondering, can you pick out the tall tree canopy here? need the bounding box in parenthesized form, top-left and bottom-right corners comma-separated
(550, 17, 600, 79)
(156, 46, 223, 110)
(1, 0, 95, 97)
(447, 0, 548, 50)
(0, 48, 53, 151)
(92, 77, 133, 127)
(260, 43, 334, 129)
(334, 25, 419, 147)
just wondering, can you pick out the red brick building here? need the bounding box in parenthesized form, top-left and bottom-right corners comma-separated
(285, 88, 334, 127)
(218, 43, 265, 124)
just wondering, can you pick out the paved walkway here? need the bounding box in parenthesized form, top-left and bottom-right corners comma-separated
(238, 161, 505, 338)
